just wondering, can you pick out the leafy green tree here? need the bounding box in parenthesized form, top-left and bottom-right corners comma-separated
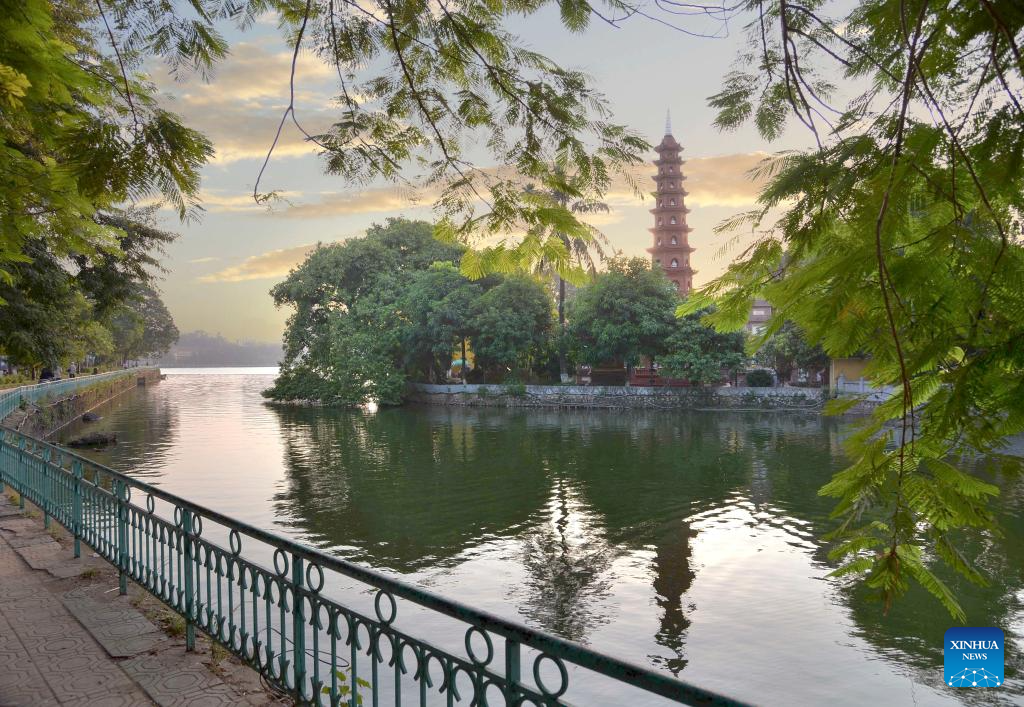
(0, 0, 210, 282)
(0, 243, 109, 373)
(400, 263, 483, 382)
(73, 208, 180, 319)
(659, 311, 746, 385)
(109, 284, 180, 362)
(469, 276, 553, 379)
(567, 258, 676, 375)
(525, 175, 612, 380)
(267, 219, 463, 405)
(686, 0, 1024, 617)
(754, 321, 829, 384)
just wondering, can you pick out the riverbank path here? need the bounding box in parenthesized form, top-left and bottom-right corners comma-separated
(0, 494, 276, 706)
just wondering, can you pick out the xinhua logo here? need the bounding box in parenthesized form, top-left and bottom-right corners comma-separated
(944, 627, 1003, 687)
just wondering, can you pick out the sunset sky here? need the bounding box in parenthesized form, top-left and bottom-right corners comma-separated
(151, 8, 808, 342)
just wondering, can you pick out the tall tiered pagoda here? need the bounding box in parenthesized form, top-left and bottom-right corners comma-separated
(647, 113, 695, 294)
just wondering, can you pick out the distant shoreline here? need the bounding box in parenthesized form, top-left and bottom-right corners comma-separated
(160, 366, 279, 374)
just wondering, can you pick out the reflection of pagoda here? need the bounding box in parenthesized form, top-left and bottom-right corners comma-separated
(647, 112, 695, 294)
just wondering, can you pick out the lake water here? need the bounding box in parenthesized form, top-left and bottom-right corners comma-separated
(57, 369, 1022, 706)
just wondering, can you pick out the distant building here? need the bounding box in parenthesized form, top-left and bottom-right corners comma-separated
(745, 299, 773, 335)
(647, 112, 695, 295)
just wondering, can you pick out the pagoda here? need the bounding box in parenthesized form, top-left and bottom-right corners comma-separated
(647, 112, 695, 294)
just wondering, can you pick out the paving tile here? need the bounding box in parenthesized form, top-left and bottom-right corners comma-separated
(0, 495, 261, 707)
(122, 650, 243, 707)
(4, 531, 57, 549)
(62, 588, 166, 658)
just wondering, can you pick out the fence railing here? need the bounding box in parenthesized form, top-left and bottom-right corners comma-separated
(0, 368, 157, 420)
(0, 426, 746, 706)
(832, 379, 897, 402)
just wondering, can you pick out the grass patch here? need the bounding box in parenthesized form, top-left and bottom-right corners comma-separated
(211, 642, 229, 665)
(163, 614, 187, 638)
(79, 567, 101, 579)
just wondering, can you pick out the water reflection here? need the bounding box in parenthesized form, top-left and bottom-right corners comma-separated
(59, 373, 1023, 706)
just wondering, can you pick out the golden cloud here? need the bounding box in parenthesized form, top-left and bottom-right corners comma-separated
(198, 243, 319, 283)
(265, 152, 771, 219)
(154, 41, 337, 164)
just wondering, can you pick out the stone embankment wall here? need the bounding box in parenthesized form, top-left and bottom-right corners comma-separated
(406, 382, 826, 411)
(2, 370, 161, 438)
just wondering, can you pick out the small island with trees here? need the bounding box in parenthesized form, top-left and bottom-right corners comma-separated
(263, 218, 816, 409)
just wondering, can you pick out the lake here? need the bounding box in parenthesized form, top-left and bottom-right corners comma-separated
(57, 369, 1022, 705)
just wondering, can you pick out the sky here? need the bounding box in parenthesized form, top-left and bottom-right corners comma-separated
(150, 6, 809, 343)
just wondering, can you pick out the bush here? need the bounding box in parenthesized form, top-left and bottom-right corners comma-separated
(746, 369, 774, 387)
(505, 381, 527, 397)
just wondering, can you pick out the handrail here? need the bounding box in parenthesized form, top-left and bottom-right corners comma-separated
(0, 368, 158, 420)
(0, 425, 748, 706)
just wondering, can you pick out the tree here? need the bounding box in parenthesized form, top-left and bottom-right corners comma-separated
(0, 242, 109, 373)
(468, 276, 553, 378)
(109, 284, 180, 362)
(400, 263, 483, 382)
(659, 311, 746, 385)
(525, 174, 613, 381)
(73, 208, 180, 319)
(754, 321, 829, 384)
(567, 258, 676, 375)
(0, 0, 210, 282)
(267, 219, 464, 406)
(685, 0, 1024, 618)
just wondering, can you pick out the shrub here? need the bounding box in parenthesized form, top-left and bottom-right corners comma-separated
(505, 381, 527, 397)
(746, 369, 774, 387)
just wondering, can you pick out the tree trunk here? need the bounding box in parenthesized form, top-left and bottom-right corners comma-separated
(461, 338, 467, 384)
(557, 276, 568, 382)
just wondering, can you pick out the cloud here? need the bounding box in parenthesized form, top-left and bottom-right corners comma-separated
(199, 243, 319, 283)
(154, 41, 338, 164)
(264, 152, 770, 220)
(272, 187, 431, 219)
(188, 256, 220, 264)
(683, 152, 772, 207)
(597, 152, 771, 208)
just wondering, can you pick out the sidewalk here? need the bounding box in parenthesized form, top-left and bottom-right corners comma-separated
(0, 495, 277, 706)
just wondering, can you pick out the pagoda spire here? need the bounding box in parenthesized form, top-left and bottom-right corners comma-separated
(646, 125, 694, 295)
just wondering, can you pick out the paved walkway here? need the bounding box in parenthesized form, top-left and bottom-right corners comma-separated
(0, 495, 276, 707)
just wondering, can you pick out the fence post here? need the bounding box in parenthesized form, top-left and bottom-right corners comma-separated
(505, 638, 521, 704)
(72, 460, 83, 558)
(17, 437, 26, 510)
(41, 448, 51, 529)
(116, 479, 128, 595)
(182, 507, 196, 651)
(291, 554, 306, 700)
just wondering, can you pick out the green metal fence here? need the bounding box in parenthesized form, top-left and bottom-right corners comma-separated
(0, 426, 747, 706)
(0, 368, 156, 420)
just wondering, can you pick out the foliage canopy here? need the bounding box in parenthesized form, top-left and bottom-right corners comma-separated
(684, 0, 1024, 618)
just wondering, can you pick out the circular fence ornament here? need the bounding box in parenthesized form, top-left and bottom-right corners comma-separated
(273, 548, 289, 577)
(464, 627, 494, 667)
(532, 654, 568, 700)
(146, 494, 155, 515)
(229, 529, 242, 556)
(305, 562, 325, 593)
(374, 589, 397, 626)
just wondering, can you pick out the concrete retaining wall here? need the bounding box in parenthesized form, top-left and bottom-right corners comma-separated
(2, 369, 161, 438)
(406, 382, 826, 411)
